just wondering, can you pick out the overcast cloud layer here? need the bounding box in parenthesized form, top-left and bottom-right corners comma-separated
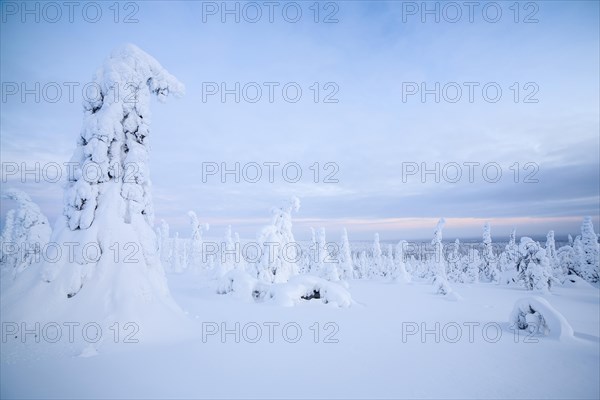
(1, 1, 598, 240)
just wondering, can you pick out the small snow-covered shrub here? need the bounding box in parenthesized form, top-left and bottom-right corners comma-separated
(218, 272, 352, 307)
(509, 297, 574, 340)
(217, 270, 270, 302)
(270, 275, 353, 307)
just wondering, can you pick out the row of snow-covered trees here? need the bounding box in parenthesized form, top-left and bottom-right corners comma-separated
(152, 199, 599, 292)
(1, 187, 598, 293)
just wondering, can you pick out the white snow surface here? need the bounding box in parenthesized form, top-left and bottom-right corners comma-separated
(1, 274, 598, 399)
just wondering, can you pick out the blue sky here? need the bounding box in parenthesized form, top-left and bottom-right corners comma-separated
(1, 0, 599, 241)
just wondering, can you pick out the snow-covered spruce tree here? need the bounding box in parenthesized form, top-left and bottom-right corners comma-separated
(318, 228, 340, 282)
(231, 231, 248, 272)
(370, 233, 383, 279)
(384, 244, 395, 278)
(41, 45, 184, 311)
(430, 218, 452, 294)
(499, 229, 519, 285)
(358, 250, 368, 279)
(545, 230, 563, 281)
(447, 238, 462, 283)
(158, 219, 171, 269)
(392, 240, 411, 282)
(172, 232, 182, 273)
(556, 244, 576, 278)
(0, 189, 51, 277)
(315, 227, 328, 276)
(462, 247, 481, 284)
(576, 217, 599, 283)
(188, 211, 209, 270)
(219, 225, 238, 276)
(0, 209, 16, 268)
(256, 197, 301, 283)
(481, 222, 499, 282)
(516, 238, 553, 291)
(338, 228, 354, 280)
(307, 227, 318, 274)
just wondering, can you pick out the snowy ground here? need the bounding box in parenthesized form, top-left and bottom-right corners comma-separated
(1, 273, 598, 399)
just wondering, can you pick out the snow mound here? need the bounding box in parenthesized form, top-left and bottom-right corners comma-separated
(269, 275, 353, 307)
(217, 272, 352, 307)
(216, 270, 270, 302)
(562, 275, 595, 289)
(509, 296, 574, 340)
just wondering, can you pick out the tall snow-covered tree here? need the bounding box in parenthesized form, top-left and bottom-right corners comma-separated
(447, 238, 462, 283)
(219, 225, 237, 276)
(392, 240, 411, 282)
(158, 219, 172, 267)
(370, 233, 383, 278)
(338, 228, 354, 280)
(188, 211, 209, 269)
(556, 244, 576, 278)
(317, 228, 340, 281)
(0, 209, 16, 267)
(233, 231, 247, 272)
(516, 238, 553, 291)
(499, 229, 519, 284)
(358, 250, 368, 279)
(384, 244, 395, 278)
(0, 189, 51, 277)
(462, 248, 481, 284)
(41, 44, 184, 312)
(481, 222, 499, 282)
(577, 217, 599, 283)
(430, 218, 451, 294)
(545, 230, 562, 281)
(429, 219, 445, 275)
(257, 197, 301, 283)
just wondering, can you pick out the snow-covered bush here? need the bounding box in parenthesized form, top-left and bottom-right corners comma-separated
(509, 297, 574, 339)
(218, 271, 352, 307)
(217, 270, 270, 302)
(269, 275, 353, 307)
(0, 189, 51, 277)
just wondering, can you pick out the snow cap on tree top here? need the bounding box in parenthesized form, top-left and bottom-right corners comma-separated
(100, 43, 185, 102)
